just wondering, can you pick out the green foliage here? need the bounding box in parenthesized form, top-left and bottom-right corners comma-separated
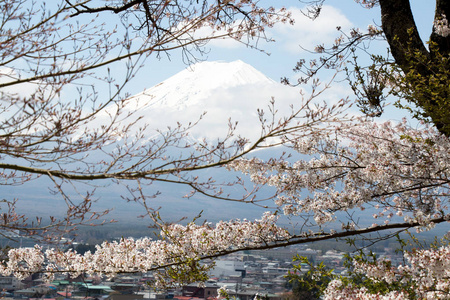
(286, 255, 333, 300)
(346, 50, 390, 117)
(152, 257, 211, 290)
(347, 30, 450, 135)
(389, 40, 450, 134)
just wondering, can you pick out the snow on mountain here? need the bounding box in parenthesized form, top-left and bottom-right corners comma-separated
(135, 60, 276, 108)
(115, 60, 300, 141)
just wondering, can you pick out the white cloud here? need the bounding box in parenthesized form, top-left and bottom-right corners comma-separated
(270, 5, 353, 53)
(192, 25, 244, 49)
(0, 67, 39, 98)
(171, 17, 248, 51)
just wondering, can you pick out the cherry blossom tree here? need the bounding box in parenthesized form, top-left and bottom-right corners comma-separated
(285, 1, 450, 298)
(0, 0, 449, 297)
(323, 243, 450, 299)
(285, 234, 450, 299)
(0, 0, 291, 239)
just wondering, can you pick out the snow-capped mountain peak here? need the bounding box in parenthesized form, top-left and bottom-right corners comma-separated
(179, 59, 275, 87)
(131, 60, 276, 110)
(157, 60, 274, 90)
(105, 60, 299, 141)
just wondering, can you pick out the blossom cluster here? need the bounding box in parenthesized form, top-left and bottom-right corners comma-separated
(229, 117, 450, 229)
(0, 212, 288, 286)
(324, 279, 407, 300)
(324, 245, 450, 299)
(434, 14, 450, 37)
(367, 24, 382, 36)
(184, 0, 292, 43)
(354, 0, 378, 9)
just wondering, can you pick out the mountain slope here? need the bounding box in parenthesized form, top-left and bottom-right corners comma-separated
(135, 60, 276, 108)
(112, 60, 299, 141)
(16, 61, 300, 227)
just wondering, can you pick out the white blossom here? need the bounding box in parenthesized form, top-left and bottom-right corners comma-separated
(434, 14, 450, 37)
(325, 246, 450, 299)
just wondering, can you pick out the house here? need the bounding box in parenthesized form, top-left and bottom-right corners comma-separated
(179, 282, 219, 299)
(0, 275, 24, 291)
(75, 283, 115, 297)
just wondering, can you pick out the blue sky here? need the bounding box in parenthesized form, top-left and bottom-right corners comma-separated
(125, 1, 435, 97)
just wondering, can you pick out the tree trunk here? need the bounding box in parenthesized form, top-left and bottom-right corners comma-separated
(380, 0, 450, 136)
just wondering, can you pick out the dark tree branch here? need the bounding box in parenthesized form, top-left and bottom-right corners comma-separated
(379, 0, 450, 136)
(198, 214, 450, 260)
(431, 0, 450, 56)
(379, 0, 430, 72)
(66, 0, 143, 17)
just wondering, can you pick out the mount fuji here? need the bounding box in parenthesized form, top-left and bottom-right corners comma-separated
(111, 60, 300, 141)
(94, 60, 301, 221)
(13, 61, 301, 228)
